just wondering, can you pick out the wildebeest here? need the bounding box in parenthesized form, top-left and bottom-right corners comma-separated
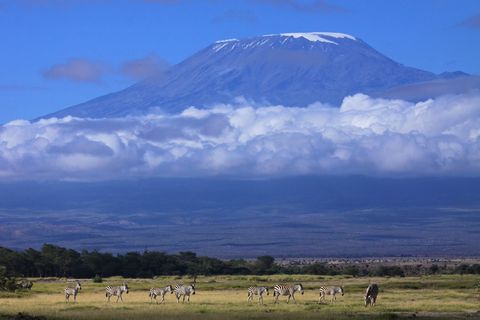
(364, 283, 379, 307)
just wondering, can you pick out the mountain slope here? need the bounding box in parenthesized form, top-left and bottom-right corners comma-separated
(45, 32, 447, 119)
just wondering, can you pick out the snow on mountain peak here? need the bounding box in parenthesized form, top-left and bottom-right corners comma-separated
(273, 32, 356, 44)
(212, 32, 356, 51)
(215, 38, 239, 44)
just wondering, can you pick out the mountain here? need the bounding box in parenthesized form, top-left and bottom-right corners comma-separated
(44, 32, 471, 119)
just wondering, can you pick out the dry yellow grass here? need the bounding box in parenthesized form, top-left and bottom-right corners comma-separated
(0, 275, 479, 319)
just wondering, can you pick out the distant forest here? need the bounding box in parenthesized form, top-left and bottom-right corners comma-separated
(1, 244, 480, 280)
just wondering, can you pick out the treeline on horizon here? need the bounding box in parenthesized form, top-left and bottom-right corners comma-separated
(1, 244, 480, 279)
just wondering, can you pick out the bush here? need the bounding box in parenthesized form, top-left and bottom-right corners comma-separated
(453, 264, 480, 274)
(0, 265, 17, 291)
(373, 266, 405, 277)
(429, 264, 439, 274)
(92, 274, 103, 283)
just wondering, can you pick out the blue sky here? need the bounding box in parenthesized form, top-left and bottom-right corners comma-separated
(0, 0, 479, 123)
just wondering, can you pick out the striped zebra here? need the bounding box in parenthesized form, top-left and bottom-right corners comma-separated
(364, 283, 379, 307)
(273, 284, 304, 304)
(105, 283, 129, 303)
(318, 286, 344, 303)
(476, 280, 480, 301)
(17, 279, 33, 290)
(149, 285, 174, 304)
(64, 280, 81, 303)
(247, 286, 269, 305)
(173, 284, 195, 303)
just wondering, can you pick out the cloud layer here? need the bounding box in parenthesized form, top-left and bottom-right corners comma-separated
(1, 93, 480, 180)
(43, 58, 108, 83)
(43, 55, 169, 83)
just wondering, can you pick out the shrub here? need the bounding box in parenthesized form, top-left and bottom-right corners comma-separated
(0, 265, 17, 291)
(373, 266, 405, 277)
(92, 274, 103, 283)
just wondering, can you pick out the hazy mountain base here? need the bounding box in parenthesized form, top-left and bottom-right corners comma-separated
(1, 177, 479, 257)
(1, 206, 479, 257)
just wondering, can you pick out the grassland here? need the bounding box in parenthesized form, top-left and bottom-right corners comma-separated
(1, 274, 479, 320)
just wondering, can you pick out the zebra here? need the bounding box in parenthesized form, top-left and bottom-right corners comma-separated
(247, 286, 269, 305)
(364, 283, 379, 307)
(273, 284, 304, 304)
(105, 283, 129, 303)
(318, 286, 344, 303)
(476, 280, 480, 301)
(173, 284, 195, 303)
(17, 279, 33, 290)
(64, 280, 81, 303)
(149, 285, 174, 304)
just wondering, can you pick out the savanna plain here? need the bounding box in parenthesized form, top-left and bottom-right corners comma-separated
(1, 274, 479, 320)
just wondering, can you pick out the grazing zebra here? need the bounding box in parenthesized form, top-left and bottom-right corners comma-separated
(105, 283, 129, 303)
(174, 284, 195, 303)
(364, 284, 379, 307)
(17, 279, 33, 290)
(149, 285, 174, 304)
(64, 280, 81, 303)
(476, 280, 480, 301)
(318, 286, 344, 303)
(247, 286, 269, 305)
(273, 284, 304, 304)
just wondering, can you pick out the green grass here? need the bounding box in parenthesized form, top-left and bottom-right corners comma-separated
(0, 275, 479, 320)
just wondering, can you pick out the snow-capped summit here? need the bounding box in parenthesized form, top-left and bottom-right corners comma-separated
(42, 32, 471, 119)
(215, 38, 239, 43)
(271, 32, 356, 43)
(212, 32, 358, 52)
(216, 32, 356, 45)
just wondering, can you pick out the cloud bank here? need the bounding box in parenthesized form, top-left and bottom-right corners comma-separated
(43, 55, 169, 84)
(1, 93, 480, 180)
(43, 58, 108, 83)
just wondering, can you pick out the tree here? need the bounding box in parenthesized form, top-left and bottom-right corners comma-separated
(254, 256, 275, 274)
(429, 264, 439, 275)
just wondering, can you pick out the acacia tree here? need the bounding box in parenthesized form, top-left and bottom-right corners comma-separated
(254, 256, 276, 274)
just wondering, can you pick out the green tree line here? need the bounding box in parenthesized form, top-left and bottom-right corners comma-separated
(1, 244, 479, 280)
(0, 244, 279, 278)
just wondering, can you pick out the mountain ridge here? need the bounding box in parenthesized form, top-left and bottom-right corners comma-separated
(42, 32, 473, 119)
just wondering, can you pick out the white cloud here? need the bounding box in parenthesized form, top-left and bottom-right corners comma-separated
(1, 93, 480, 180)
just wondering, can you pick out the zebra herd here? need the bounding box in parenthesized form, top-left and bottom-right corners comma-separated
(148, 284, 196, 304)
(62, 281, 379, 307)
(247, 283, 378, 306)
(64, 282, 195, 304)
